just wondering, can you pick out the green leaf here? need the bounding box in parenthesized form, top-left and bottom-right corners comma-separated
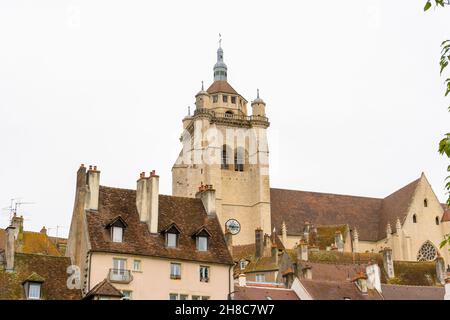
(424, 1, 432, 11)
(440, 239, 448, 249)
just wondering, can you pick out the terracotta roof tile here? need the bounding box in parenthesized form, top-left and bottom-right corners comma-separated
(86, 186, 233, 265)
(381, 284, 444, 300)
(0, 253, 81, 300)
(206, 80, 239, 95)
(0, 229, 62, 256)
(270, 178, 420, 241)
(233, 285, 299, 300)
(299, 279, 383, 300)
(84, 279, 123, 299)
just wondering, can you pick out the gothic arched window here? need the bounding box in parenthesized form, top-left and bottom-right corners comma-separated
(416, 241, 437, 261)
(435, 216, 440, 225)
(413, 214, 417, 223)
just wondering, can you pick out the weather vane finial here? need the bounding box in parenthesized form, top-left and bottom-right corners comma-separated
(201, 80, 204, 91)
(219, 33, 222, 47)
(257, 88, 260, 99)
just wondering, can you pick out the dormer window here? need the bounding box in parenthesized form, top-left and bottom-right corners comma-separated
(112, 226, 123, 243)
(167, 233, 178, 247)
(106, 216, 128, 243)
(192, 227, 211, 252)
(197, 236, 208, 251)
(162, 223, 181, 248)
(239, 259, 247, 270)
(27, 283, 42, 300)
(22, 273, 44, 300)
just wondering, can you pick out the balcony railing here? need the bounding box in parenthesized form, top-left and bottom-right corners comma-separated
(193, 108, 269, 127)
(108, 269, 133, 284)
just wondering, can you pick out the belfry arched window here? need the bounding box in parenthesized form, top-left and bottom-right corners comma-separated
(413, 214, 417, 223)
(221, 145, 231, 170)
(435, 216, 440, 225)
(416, 241, 438, 261)
(234, 147, 245, 172)
(424, 199, 428, 207)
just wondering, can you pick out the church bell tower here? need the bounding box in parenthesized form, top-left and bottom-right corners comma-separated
(172, 40, 271, 245)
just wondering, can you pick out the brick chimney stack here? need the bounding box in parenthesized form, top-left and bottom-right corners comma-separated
(195, 183, 216, 216)
(136, 170, 159, 233)
(255, 228, 264, 259)
(85, 165, 100, 211)
(40, 226, 47, 235)
(5, 226, 15, 272)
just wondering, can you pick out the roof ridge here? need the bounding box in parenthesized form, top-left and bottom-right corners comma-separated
(15, 252, 70, 259)
(270, 187, 383, 201)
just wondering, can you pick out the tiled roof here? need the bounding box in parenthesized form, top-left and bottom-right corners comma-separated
(0, 229, 62, 256)
(299, 279, 383, 300)
(387, 261, 439, 286)
(286, 249, 382, 266)
(84, 279, 123, 299)
(233, 285, 299, 300)
(270, 178, 420, 241)
(0, 253, 81, 300)
(381, 284, 445, 300)
(86, 186, 233, 265)
(232, 244, 254, 261)
(206, 80, 238, 95)
(244, 256, 279, 273)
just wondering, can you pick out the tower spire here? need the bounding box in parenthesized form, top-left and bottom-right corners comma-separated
(213, 35, 228, 81)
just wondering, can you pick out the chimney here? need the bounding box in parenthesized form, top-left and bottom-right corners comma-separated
(136, 171, 159, 233)
(353, 272, 368, 294)
(224, 230, 233, 257)
(382, 247, 395, 279)
(11, 214, 23, 240)
(40, 226, 47, 235)
(255, 228, 264, 259)
(334, 231, 344, 252)
(85, 165, 100, 211)
(195, 184, 216, 216)
(238, 273, 247, 287)
(302, 266, 312, 280)
(365, 263, 382, 293)
(271, 243, 278, 265)
(297, 241, 308, 262)
(303, 221, 310, 243)
(435, 255, 446, 285)
(5, 226, 16, 272)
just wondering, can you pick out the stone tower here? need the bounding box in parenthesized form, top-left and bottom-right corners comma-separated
(172, 43, 271, 245)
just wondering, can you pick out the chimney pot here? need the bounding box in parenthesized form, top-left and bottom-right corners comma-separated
(93, 165, 97, 171)
(89, 165, 92, 170)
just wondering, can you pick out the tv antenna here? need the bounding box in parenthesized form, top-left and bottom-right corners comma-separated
(1, 198, 35, 221)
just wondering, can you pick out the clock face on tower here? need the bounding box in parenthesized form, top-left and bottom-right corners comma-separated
(225, 219, 241, 235)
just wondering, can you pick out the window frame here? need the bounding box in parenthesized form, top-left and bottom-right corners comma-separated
(27, 282, 42, 300)
(166, 232, 179, 248)
(255, 274, 266, 283)
(170, 262, 182, 280)
(169, 293, 178, 300)
(212, 95, 218, 103)
(199, 265, 210, 283)
(196, 236, 208, 252)
(111, 226, 123, 243)
(121, 290, 132, 300)
(132, 260, 141, 272)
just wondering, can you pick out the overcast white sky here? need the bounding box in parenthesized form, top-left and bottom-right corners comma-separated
(0, 0, 449, 237)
